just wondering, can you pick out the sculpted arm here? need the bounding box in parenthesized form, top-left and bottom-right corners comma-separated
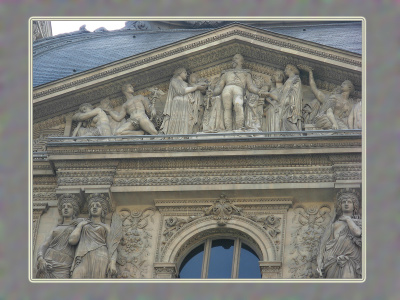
(326, 107, 339, 129)
(107, 105, 127, 122)
(245, 73, 261, 95)
(316, 224, 332, 276)
(212, 75, 226, 96)
(36, 231, 54, 271)
(68, 220, 88, 245)
(72, 107, 101, 121)
(307, 70, 325, 104)
(341, 216, 361, 237)
(141, 96, 156, 118)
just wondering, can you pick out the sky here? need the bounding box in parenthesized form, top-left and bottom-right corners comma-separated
(51, 21, 126, 35)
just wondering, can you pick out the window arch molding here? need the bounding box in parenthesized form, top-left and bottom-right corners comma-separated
(159, 215, 277, 265)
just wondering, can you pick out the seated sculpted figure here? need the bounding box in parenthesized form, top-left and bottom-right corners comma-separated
(104, 84, 158, 135)
(317, 189, 362, 278)
(72, 103, 112, 136)
(299, 65, 353, 130)
(70, 194, 121, 278)
(36, 194, 82, 278)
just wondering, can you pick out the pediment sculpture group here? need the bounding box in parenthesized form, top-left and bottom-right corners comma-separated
(36, 189, 361, 279)
(71, 54, 362, 137)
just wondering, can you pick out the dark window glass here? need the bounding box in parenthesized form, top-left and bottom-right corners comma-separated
(208, 239, 234, 278)
(179, 243, 204, 278)
(238, 243, 261, 278)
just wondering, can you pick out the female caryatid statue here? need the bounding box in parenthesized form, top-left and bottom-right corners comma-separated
(160, 68, 207, 135)
(70, 194, 122, 279)
(36, 194, 82, 278)
(317, 189, 362, 278)
(279, 65, 303, 131)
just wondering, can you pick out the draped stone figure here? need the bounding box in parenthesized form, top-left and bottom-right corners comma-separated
(317, 190, 362, 278)
(70, 194, 122, 278)
(279, 65, 303, 131)
(36, 194, 82, 278)
(211, 54, 268, 131)
(202, 77, 225, 133)
(262, 70, 285, 132)
(299, 65, 353, 130)
(72, 103, 112, 137)
(244, 90, 264, 131)
(189, 73, 207, 133)
(160, 68, 207, 135)
(348, 99, 362, 129)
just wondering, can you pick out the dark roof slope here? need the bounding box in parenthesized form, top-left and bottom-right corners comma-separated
(32, 22, 361, 88)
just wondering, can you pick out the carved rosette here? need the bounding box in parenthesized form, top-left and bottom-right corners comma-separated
(116, 207, 155, 279)
(289, 205, 332, 278)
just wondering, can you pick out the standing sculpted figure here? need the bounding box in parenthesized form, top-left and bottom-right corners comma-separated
(279, 64, 303, 131)
(212, 54, 268, 131)
(105, 84, 158, 135)
(72, 103, 112, 136)
(299, 65, 353, 130)
(262, 69, 285, 132)
(317, 190, 362, 278)
(160, 68, 207, 135)
(70, 194, 122, 278)
(36, 194, 82, 278)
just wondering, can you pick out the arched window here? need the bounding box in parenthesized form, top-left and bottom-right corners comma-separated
(178, 237, 261, 279)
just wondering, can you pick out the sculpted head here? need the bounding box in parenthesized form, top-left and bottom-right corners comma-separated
(79, 103, 94, 113)
(284, 64, 300, 76)
(341, 80, 354, 94)
(336, 189, 360, 217)
(273, 70, 285, 84)
(173, 67, 187, 80)
(122, 83, 134, 94)
(58, 194, 81, 220)
(87, 193, 109, 222)
(232, 54, 244, 68)
(189, 73, 199, 84)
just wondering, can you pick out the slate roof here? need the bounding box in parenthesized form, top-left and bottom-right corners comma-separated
(32, 21, 361, 88)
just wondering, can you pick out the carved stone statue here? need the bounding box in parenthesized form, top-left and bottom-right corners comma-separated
(244, 90, 264, 131)
(70, 194, 122, 278)
(262, 70, 285, 132)
(160, 68, 207, 135)
(105, 84, 158, 135)
(279, 65, 303, 131)
(188, 73, 207, 133)
(202, 77, 225, 133)
(212, 54, 267, 131)
(348, 99, 362, 129)
(299, 65, 353, 130)
(72, 103, 112, 136)
(36, 194, 82, 278)
(317, 189, 362, 278)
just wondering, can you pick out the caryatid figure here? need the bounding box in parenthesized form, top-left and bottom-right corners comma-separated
(212, 54, 268, 131)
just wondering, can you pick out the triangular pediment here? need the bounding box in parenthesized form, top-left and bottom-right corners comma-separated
(32, 23, 362, 125)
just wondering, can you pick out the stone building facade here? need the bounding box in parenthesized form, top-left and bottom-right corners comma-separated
(31, 20, 363, 280)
